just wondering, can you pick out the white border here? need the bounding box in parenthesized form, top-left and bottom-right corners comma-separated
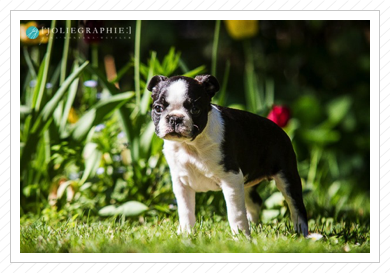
(11, 10, 379, 263)
(11, 10, 379, 20)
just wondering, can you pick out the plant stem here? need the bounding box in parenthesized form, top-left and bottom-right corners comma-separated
(308, 146, 322, 185)
(91, 44, 99, 105)
(243, 39, 256, 113)
(217, 60, 230, 106)
(135, 20, 141, 106)
(23, 46, 37, 79)
(60, 20, 71, 85)
(211, 20, 221, 76)
(34, 20, 56, 111)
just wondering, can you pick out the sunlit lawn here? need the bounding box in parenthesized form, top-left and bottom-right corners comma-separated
(20, 216, 369, 253)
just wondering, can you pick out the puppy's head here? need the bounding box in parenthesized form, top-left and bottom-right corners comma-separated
(147, 74, 220, 141)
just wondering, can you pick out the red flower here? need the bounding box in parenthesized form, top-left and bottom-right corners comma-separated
(267, 105, 291, 127)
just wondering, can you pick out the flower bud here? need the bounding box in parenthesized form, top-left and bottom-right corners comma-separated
(267, 105, 291, 127)
(224, 20, 259, 40)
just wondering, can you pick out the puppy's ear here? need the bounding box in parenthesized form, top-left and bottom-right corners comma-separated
(147, 75, 168, 91)
(195, 75, 220, 98)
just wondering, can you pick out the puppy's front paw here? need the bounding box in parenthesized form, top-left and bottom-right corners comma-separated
(177, 224, 194, 236)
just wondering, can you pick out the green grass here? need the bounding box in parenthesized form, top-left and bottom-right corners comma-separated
(20, 216, 369, 253)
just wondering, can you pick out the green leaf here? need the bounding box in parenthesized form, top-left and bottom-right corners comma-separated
(85, 64, 121, 95)
(31, 56, 47, 110)
(140, 51, 156, 115)
(98, 201, 148, 217)
(31, 61, 89, 134)
(20, 105, 31, 116)
(326, 96, 352, 127)
(262, 209, 280, 223)
(21, 61, 89, 172)
(79, 182, 92, 191)
(139, 121, 156, 157)
(111, 61, 133, 83)
(182, 65, 207, 78)
(213, 60, 230, 106)
(57, 181, 72, 199)
(302, 128, 340, 145)
(71, 92, 134, 141)
(33, 20, 56, 112)
(328, 181, 341, 198)
(264, 192, 285, 209)
(153, 205, 171, 213)
(292, 95, 323, 126)
(22, 46, 37, 79)
(80, 143, 102, 184)
(85, 63, 136, 164)
(60, 62, 80, 133)
(162, 47, 180, 76)
(60, 20, 71, 84)
(118, 201, 148, 216)
(227, 104, 246, 111)
(98, 205, 119, 217)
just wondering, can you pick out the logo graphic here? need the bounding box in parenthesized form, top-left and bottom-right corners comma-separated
(26, 26, 39, 39)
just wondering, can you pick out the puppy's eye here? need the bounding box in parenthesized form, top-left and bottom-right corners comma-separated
(190, 106, 201, 115)
(154, 105, 164, 114)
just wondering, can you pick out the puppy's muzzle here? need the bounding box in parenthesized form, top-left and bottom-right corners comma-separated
(167, 115, 183, 127)
(165, 114, 188, 137)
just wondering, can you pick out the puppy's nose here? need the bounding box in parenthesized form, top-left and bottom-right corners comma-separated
(168, 115, 183, 126)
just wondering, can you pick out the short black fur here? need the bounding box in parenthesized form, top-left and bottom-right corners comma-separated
(214, 104, 298, 181)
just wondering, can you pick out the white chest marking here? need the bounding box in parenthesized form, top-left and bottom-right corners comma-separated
(163, 106, 226, 192)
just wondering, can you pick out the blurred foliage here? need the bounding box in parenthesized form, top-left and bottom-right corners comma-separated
(20, 20, 370, 228)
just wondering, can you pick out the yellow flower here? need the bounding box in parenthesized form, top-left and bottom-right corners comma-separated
(224, 20, 259, 40)
(20, 22, 49, 45)
(67, 107, 79, 124)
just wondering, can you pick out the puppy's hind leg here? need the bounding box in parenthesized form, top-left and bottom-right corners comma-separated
(244, 187, 262, 224)
(274, 171, 308, 237)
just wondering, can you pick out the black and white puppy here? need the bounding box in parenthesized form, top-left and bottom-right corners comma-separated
(147, 74, 308, 237)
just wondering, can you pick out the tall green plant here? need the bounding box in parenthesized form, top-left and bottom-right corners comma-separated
(21, 20, 215, 218)
(21, 21, 135, 213)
